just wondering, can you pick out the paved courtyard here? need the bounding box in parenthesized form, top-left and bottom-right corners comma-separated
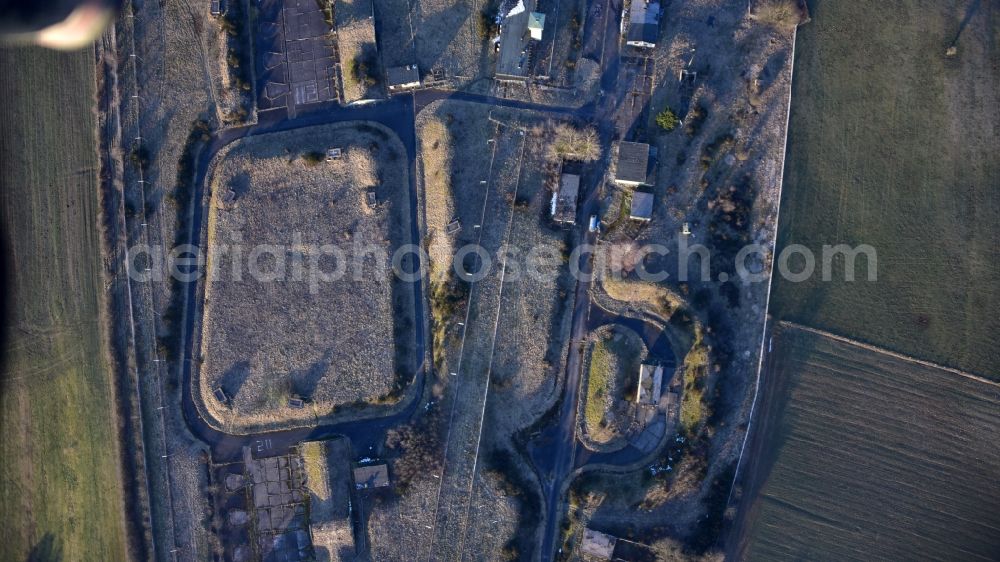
(256, 0, 340, 115)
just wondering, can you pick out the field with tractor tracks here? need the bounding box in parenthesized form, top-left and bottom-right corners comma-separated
(0, 46, 128, 561)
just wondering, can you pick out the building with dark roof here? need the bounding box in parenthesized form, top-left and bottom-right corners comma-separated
(386, 65, 421, 91)
(614, 141, 651, 186)
(551, 173, 580, 224)
(625, 0, 660, 48)
(630, 191, 654, 221)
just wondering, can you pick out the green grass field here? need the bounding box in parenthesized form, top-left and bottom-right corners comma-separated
(737, 325, 1000, 560)
(771, 0, 1000, 378)
(0, 47, 128, 560)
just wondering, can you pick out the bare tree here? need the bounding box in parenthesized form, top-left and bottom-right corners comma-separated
(546, 122, 601, 162)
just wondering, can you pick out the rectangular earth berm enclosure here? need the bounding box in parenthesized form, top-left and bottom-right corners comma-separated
(198, 122, 417, 430)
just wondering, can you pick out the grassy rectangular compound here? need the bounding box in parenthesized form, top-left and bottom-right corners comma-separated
(200, 122, 415, 429)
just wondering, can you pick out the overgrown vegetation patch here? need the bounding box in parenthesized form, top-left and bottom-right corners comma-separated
(582, 325, 646, 446)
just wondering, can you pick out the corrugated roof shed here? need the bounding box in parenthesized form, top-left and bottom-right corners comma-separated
(615, 141, 650, 185)
(630, 191, 654, 221)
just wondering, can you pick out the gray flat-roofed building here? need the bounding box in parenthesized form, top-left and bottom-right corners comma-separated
(386, 65, 421, 90)
(552, 173, 580, 224)
(626, 0, 661, 48)
(615, 141, 651, 186)
(496, 0, 536, 79)
(630, 191, 654, 221)
(636, 363, 664, 404)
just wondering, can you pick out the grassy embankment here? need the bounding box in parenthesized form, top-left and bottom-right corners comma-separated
(0, 47, 127, 560)
(584, 340, 613, 432)
(771, 0, 1000, 377)
(601, 275, 709, 431)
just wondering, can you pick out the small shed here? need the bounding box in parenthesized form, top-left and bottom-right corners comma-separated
(581, 528, 617, 559)
(386, 65, 421, 90)
(213, 387, 229, 404)
(636, 363, 663, 405)
(551, 173, 580, 224)
(614, 141, 651, 185)
(629, 191, 654, 221)
(353, 464, 390, 489)
(528, 12, 546, 40)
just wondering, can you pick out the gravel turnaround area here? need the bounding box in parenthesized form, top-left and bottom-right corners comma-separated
(199, 122, 415, 430)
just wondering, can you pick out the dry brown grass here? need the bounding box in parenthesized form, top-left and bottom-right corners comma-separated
(208, 19, 242, 122)
(199, 122, 413, 429)
(302, 439, 354, 559)
(336, 0, 379, 102)
(601, 269, 683, 318)
(751, 0, 806, 28)
(416, 116, 456, 284)
(402, 100, 573, 557)
(337, 20, 379, 102)
(301, 441, 331, 503)
(412, 0, 482, 82)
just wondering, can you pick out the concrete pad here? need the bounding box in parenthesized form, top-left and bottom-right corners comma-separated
(257, 509, 272, 532)
(226, 473, 246, 492)
(228, 509, 249, 526)
(254, 483, 270, 508)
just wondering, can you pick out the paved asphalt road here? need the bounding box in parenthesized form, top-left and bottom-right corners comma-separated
(536, 224, 596, 561)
